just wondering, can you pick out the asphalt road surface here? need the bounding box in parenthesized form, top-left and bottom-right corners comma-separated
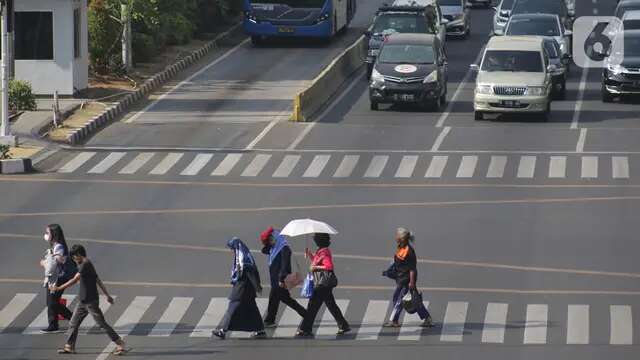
(2, 0, 640, 359)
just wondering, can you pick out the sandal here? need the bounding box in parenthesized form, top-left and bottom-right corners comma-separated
(57, 345, 75, 354)
(112, 347, 130, 356)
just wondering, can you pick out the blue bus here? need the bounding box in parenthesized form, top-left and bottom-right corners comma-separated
(243, 0, 357, 44)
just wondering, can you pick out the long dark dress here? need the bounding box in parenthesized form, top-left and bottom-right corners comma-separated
(219, 268, 264, 332)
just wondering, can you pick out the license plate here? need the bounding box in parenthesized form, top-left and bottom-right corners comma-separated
(395, 94, 415, 102)
(278, 27, 294, 33)
(500, 100, 520, 107)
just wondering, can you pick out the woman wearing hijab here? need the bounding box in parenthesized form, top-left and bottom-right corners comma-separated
(260, 227, 307, 327)
(296, 233, 350, 337)
(38, 224, 75, 333)
(213, 238, 266, 339)
(384, 228, 433, 328)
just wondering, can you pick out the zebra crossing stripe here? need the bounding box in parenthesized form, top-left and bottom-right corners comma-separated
(487, 156, 507, 178)
(398, 301, 430, 341)
(190, 298, 227, 338)
(272, 155, 300, 178)
(581, 156, 598, 179)
(303, 155, 330, 178)
(481, 302, 508, 344)
(228, 298, 269, 338)
(273, 299, 308, 338)
(355, 300, 388, 340)
(425, 156, 448, 178)
(57, 152, 96, 173)
(523, 304, 548, 344)
(149, 297, 193, 337)
(517, 156, 536, 179)
(612, 157, 630, 179)
(549, 156, 566, 178)
(440, 301, 469, 342)
(88, 152, 126, 174)
(0, 293, 36, 332)
(610, 305, 632, 345)
(333, 155, 360, 178)
(23, 295, 76, 335)
(315, 300, 349, 339)
(180, 154, 213, 176)
(119, 153, 154, 174)
(79, 295, 115, 334)
(395, 156, 419, 178)
(211, 154, 242, 176)
(567, 304, 589, 344)
(241, 154, 271, 177)
(149, 153, 183, 175)
(364, 155, 388, 178)
(456, 156, 477, 178)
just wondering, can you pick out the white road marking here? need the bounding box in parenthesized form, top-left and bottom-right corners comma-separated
(431, 126, 451, 151)
(441, 301, 469, 342)
(612, 156, 630, 179)
(125, 38, 251, 124)
(273, 299, 308, 338)
(456, 156, 478, 178)
(272, 155, 301, 178)
(398, 301, 430, 341)
(211, 154, 242, 176)
(302, 155, 330, 177)
(149, 153, 183, 175)
(0, 293, 36, 332)
(581, 156, 598, 179)
(523, 304, 548, 344)
(395, 155, 419, 178)
(486, 156, 508, 178)
(364, 155, 389, 178)
(88, 152, 126, 174)
(287, 123, 316, 151)
(24, 295, 76, 335)
(549, 156, 567, 178)
(148, 297, 193, 337)
(481, 302, 508, 344)
(96, 296, 155, 360)
(245, 119, 280, 150)
(517, 156, 537, 178)
(180, 154, 213, 176)
(567, 304, 589, 344)
(355, 300, 388, 340)
(576, 128, 588, 152)
(80, 296, 116, 334)
(333, 155, 360, 178)
(58, 152, 96, 173)
(571, 67, 589, 129)
(241, 154, 271, 177)
(315, 300, 350, 339)
(228, 298, 269, 338)
(118, 153, 154, 174)
(190, 298, 227, 338)
(425, 156, 448, 178)
(610, 305, 632, 345)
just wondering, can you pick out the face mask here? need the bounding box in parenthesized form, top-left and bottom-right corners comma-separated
(44, 233, 51, 242)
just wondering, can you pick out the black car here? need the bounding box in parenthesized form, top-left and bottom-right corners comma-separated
(602, 30, 640, 102)
(615, 0, 640, 18)
(369, 33, 448, 111)
(543, 38, 569, 99)
(511, 0, 574, 29)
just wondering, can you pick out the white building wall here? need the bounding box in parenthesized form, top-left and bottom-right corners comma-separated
(72, 0, 88, 93)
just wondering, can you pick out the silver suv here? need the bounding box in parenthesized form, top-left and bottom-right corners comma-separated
(471, 36, 554, 121)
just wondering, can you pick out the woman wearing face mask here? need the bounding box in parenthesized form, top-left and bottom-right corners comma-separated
(39, 224, 75, 333)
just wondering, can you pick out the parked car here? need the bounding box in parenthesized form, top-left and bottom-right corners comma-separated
(471, 35, 553, 120)
(543, 38, 570, 99)
(615, 0, 640, 18)
(492, 0, 516, 35)
(510, 0, 574, 29)
(440, 0, 471, 37)
(369, 33, 448, 111)
(601, 30, 640, 102)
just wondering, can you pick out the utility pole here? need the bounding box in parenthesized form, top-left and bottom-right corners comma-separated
(0, 0, 15, 146)
(121, 2, 132, 72)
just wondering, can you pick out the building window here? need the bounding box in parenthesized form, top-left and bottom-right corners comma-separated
(74, 8, 81, 58)
(15, 12, 54, 60)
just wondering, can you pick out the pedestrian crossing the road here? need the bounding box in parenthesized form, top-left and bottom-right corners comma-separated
(47, 151, 639, 182)
(1, 292, 637, 345)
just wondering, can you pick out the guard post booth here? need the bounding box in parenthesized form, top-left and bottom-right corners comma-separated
(13, 0, 88, 95)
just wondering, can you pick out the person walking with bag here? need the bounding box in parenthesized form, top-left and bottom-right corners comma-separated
(384, 228, 433, 328)
(259, 227, 307, 327)
(296, 233, 350, 337)
(213, 238, 267, 339)
(38, 224, 74, 333)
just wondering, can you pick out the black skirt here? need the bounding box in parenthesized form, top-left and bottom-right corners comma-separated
(221, 272, 264, 332)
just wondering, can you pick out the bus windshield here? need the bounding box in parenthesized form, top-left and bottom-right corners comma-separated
(372, 14, 431, 34)
(250, 0, 327, 8)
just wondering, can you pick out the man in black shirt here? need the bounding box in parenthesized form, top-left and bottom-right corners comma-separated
(50, 245, 127, 355)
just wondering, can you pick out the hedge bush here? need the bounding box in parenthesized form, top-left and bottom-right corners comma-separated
(88, 0, 121, 74)
(8, 79, 37, 112)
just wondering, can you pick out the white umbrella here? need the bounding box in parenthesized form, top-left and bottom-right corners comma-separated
(280, 218, 338, 237)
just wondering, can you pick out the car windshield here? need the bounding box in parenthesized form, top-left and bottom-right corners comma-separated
(378, 44, 435, 64)
(624, 19, 640, 29)
(501, 0, 515, 9)
(544, 41, 560, 58)
(481, 50, 543, 72)
(617, 3, 640, 18)
(251, 0, 327, 8)
(506, 18, 560, 36)
(512, 0, 567, 17)
(624, 35, 640, 57)
(439, 0, 462, 6)
(372, 14, 431, 34)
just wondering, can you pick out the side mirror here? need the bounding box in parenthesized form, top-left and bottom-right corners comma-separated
(564, 29, 573, 37)
(469, 64, 479, 71)
(364, 30, 372, 38)
(492, 6, 498, 12)
(465, 3, 473, 8)
(568, 10, 575, 17)
(562, 53, 572, 60)
(441, 18, 449, 25)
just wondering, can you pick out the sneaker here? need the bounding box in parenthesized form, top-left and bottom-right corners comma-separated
(337, 327, 351, 335)
(41, 327, 63, 334)
(421, 316, 433, 328)
(263, 321, 277, 328)
(252, 331, 267, 339)
(295, 330, 313, 337)
(382, 321, 400, 328)
(212, 329, 226, 339)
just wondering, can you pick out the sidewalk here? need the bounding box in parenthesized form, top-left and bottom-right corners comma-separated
(11, 98, 85, 140)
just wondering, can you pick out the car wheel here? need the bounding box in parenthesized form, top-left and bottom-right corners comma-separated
(366, 63, 373, 80)
(474, 111, 483, 120)
(370, 101, 379, 111)
(602, 83, 615, 103)
(542, 101, 551, 121)
(439, 92, 447, 108)
(251, 36, 263, 46)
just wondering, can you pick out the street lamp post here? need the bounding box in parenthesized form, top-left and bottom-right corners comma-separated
(0, 0, 15, 146)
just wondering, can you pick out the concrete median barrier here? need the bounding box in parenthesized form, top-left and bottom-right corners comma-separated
(291, 36, 366, 122)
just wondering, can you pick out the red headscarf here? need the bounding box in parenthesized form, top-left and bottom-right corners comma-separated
(260, 226, 274, 246)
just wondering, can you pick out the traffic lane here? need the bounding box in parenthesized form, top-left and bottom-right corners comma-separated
(586, 128, 640, 152)
(438, 126, 579, 152)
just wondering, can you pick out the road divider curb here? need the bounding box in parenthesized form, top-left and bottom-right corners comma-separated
(291, 35, 366, 122)
(0, 158, 32, 174)
(66, 23, 243, 145)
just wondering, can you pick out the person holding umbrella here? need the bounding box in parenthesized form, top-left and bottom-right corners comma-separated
(213, 238, 266, 339)
(259, 226, 307, 327)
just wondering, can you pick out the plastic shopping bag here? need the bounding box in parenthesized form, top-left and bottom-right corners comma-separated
(300, 273, 314, 299)
(401, 289, 422, 314)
